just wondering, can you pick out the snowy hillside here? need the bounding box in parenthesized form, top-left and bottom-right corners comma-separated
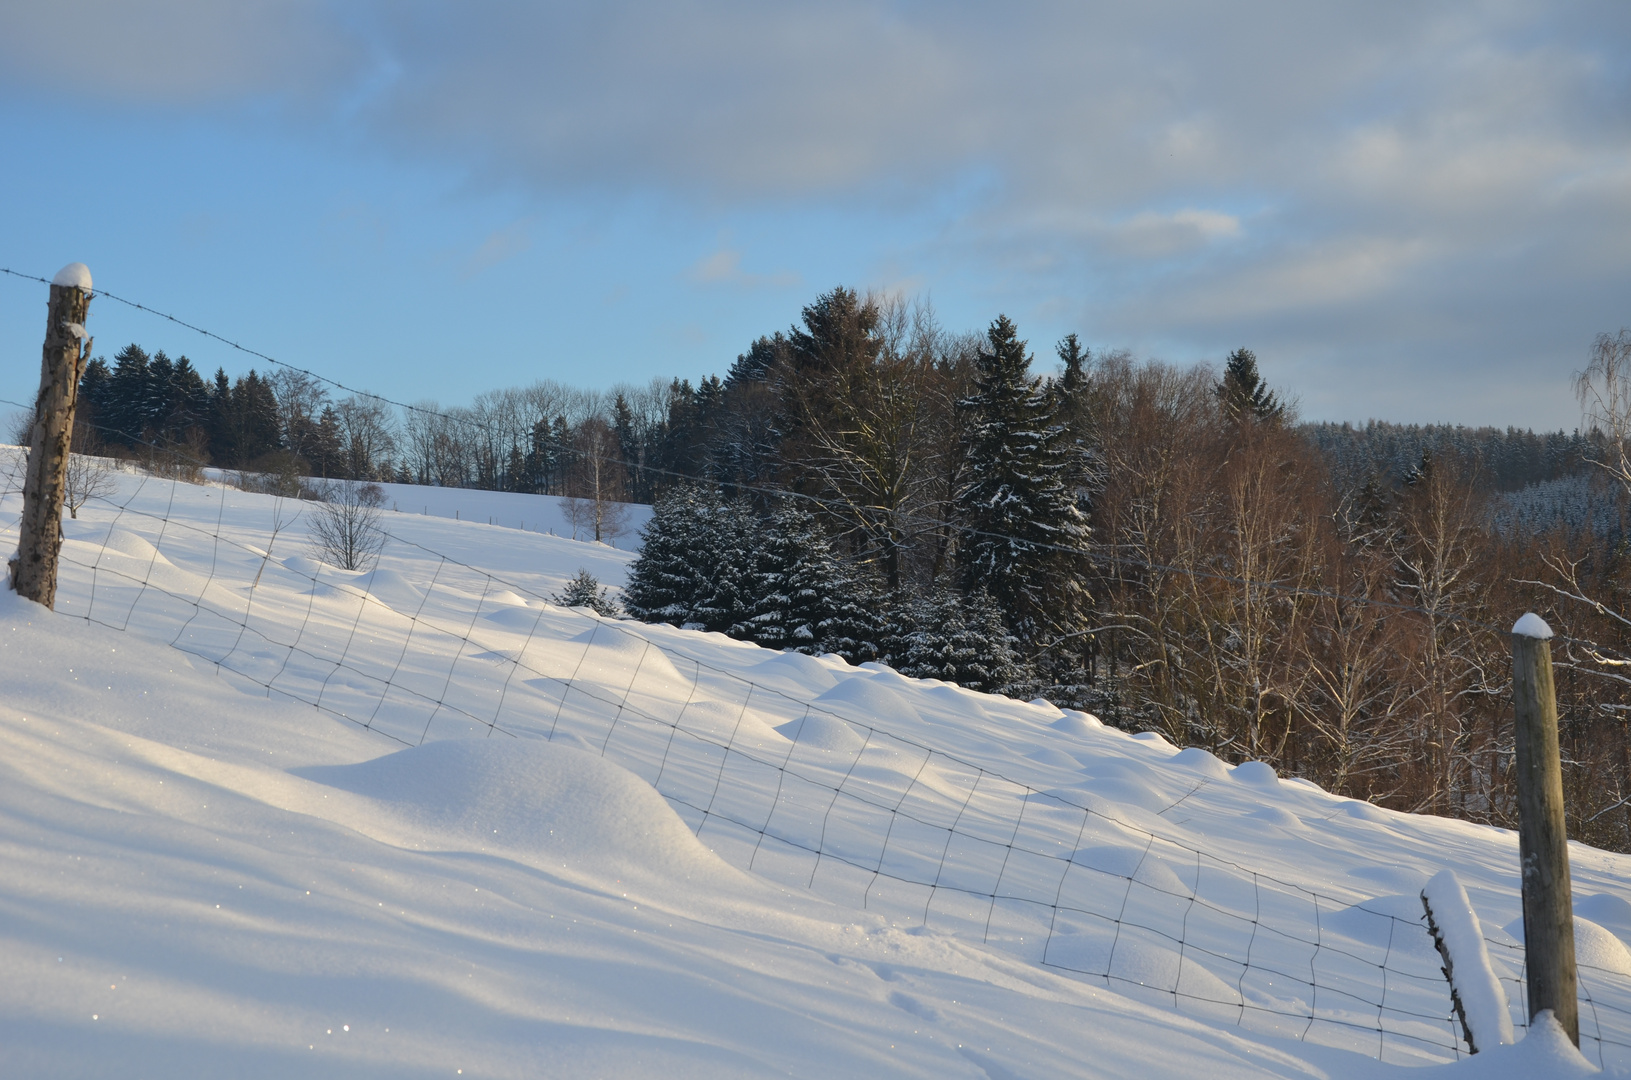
(198, 466, 654, 547)
(0, 460, 1623, 1078)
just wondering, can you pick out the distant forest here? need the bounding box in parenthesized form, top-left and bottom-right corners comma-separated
(40, 292, 1631, 851)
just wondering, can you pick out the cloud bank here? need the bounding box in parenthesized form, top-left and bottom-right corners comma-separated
(3, 1, 1628, 423)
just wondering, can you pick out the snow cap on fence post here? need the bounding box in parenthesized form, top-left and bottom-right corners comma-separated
(51, 263, 92, 291)
(1512, 613, 1553, 640)
(1509, 609, 1578, 1046)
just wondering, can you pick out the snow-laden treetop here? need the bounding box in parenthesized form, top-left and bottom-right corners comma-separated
(52, 262, 91, 290)
(1512, 612, 1554, 639)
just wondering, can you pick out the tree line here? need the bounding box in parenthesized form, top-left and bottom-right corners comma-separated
(51, 298, 1631, 849)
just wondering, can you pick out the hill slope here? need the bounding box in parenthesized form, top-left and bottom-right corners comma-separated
(0, 464, 1617, 1078)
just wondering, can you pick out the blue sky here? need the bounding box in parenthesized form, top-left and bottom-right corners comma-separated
(2, 1, 1628, 429)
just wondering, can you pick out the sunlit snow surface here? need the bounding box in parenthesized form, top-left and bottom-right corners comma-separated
(0, 454, 1621, 1078)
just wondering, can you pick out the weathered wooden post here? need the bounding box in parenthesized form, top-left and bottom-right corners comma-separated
(1510, 612, 1578, 1046)
(10, 263, 93, 609)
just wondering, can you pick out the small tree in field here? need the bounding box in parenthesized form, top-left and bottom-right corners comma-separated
(64, 421, 116, 519)
(553, 568, 621, 616)
(309, 480, 387, 571)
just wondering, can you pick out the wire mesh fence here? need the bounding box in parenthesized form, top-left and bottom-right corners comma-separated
(1485, 935, 1631, 1070)
(15, 454, 1631, 1066)
(0, 463, 1495, 1064)
(1, 271, 1626, 1071)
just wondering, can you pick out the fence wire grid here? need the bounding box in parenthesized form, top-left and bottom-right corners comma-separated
(0, 460, 1549, 1066)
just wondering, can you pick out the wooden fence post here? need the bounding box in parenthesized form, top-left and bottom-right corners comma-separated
(1510, 612, 1578, 1046)
(10, 263, 93, 609)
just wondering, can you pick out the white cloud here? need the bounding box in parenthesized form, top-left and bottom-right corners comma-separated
(1108, 209, 1244, 258)
(3, 1, 1629, 425)
(686, 247, 801, 290)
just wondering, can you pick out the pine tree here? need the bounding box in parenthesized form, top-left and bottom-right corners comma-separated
(624, 485, 758, 632)
(78, 357, 112, 443)
(504, 443, 527, 493)
(730, 503, 882, 662)
(625, 485, 710, 624)
(955, 315, 1093, 650)
(553, 568, 621, 616)
(1216, 347, 1283, 423)
(309, 405, 344, 477)
(145, 350, 175, 439)
(236, 371, 283, 463)
(106, 344, 151, 446)
(885, 588, 1029, 695)
(689, 496, 758, 633)
(732, 504, 829, 650)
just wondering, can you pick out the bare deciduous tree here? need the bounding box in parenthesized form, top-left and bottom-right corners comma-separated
(308, 480, 387, 572)
(63, 446, 116, 519)
(336, 395, 399, 481)
(562, 417, 629, 543)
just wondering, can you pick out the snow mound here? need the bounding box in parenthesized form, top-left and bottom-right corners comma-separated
(74, 526, 171, 565)
(813, 674, 921, 727)
(1576, 892, 1631, 942)
(1130, 730, 1176, 752)
(1501, 914, 1631, 977)
(1439, 1010, 1595, 1077)
(552, 625, 689, 691)
(350, 567, 426, 613)
(1026, 746, 1083, 769)
(1051, 710, 1101, 736)
(1077, 759, 1170, 814)
(1245, 805, 1300, 828)
(747, 649, 842, 692)
(1230, 760, 1279, 786)
(776, 711, 867, 753)
(1574, 918, 1631, 976)
(1070, 844, 1189, 895)
(1168, 746, 1230, 779)
(1338, 799, 1388, 822)
(1044, 925, 1238, 1004)
(293, 738, 738, 889)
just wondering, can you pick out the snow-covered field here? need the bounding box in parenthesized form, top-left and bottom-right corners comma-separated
(0, 458, 1624, 1078)
(199, 466, 654, 547)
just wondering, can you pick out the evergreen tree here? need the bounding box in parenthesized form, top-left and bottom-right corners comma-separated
(884, 588, 1029, 695)
(723, 333, 786, 392)
(309, 405, 344, 477)
(166, 356, 210, 441)
(955, 316, 1093, 650)
(553, 568, 621, 616)
(1055, 333, 1089, 399)
(625, 486, 707, 623)
(689, 496, 758, 633)
(1216, 347, 1283, 423)
(229, 371, 283, 465)
(78, 357, 112, 443)
(106, 343, 151, 445)
(206, 367, 233, 461)
(521, 417, 561, 494)
(624, 485, 757, 632)
(504, 443, 527, 493)
(145, 350, 175, 439)
(730, 503, 882, 662)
